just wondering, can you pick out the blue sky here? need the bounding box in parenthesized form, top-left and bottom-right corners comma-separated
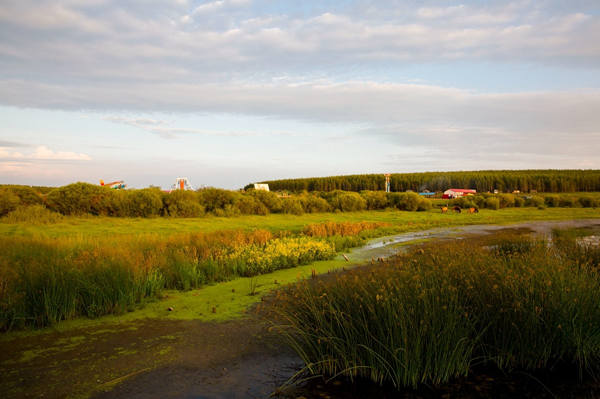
(1, 0, 599, 189)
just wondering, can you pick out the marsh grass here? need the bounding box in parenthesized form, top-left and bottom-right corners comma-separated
(0, 221, 386, 330)
(273, 233, 600, 390)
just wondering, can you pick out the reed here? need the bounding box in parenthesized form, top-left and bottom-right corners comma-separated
(0, 221, 385, 330)
(273, 233, 600, 389)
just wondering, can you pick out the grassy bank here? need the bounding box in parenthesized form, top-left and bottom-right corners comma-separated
(273, 229, 600, 390)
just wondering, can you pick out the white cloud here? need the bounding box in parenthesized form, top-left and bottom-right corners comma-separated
(104, 115, 294, 138)
(0, 145, 91, 161)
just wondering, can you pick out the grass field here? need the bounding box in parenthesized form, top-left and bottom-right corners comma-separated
(1, 207, 598, 238)
(1, 207, 598, 335)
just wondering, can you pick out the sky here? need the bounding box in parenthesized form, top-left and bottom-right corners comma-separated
(1, 0, 599, 190)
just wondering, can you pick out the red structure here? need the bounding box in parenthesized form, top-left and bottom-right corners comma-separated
(442, 189, 476, 199)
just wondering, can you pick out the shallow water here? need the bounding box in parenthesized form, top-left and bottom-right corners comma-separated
(345, 218, 600, 263)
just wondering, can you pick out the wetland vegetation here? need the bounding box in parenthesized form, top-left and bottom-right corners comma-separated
(273, 227, 600, 393)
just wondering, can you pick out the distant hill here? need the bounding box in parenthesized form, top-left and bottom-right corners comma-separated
(248, 170, 600, 193)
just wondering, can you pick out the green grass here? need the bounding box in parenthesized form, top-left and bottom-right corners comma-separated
(1, 207, 598, 238)
(0, 256, 352, 339)
(1, 207, 598, 333)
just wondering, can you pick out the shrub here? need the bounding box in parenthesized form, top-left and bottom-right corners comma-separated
(450, 196, 476, 209)
(513, 196, 525, 207)
(46, 183, 113, 215)
(107, 189, 133, 217)
(388, 192, 416, 211)
(361, 191, 389, 210)
(578, 196, 599, 208)
(281, 198, 305, 215)
(299, 194, 331, 213)
(2, 186, 43, 206)
(498, 194, 515, 208)
(328, 191, 367, 212)
(416, 196, 432, 211)
(558, 196, 577, 208)
(163, 190, 204, 217)
(2, 205, 64, 224)
(525, 195, 545, 208)
(484, 197, 500, 210)
(0, 189, 20, 216)
(249, 190, 282, 213)
(235, 195, 269, 215)
(198, 188, 240, 214)
(544, 195, 560, 207)
(127, 188, 163, 217)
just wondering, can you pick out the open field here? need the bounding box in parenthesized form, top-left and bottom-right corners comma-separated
(1, 207, 599, 238)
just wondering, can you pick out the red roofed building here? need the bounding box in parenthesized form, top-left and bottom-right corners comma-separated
(442, 189, 477, 199)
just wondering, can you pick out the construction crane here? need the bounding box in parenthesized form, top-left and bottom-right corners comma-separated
(100, 179, 126, 189)
(171, 177, 194, 191)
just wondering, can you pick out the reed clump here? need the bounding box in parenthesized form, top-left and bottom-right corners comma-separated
(273, 233, 600, 389)
(0, 220, 388, 331)
(0, 229, 335, 330)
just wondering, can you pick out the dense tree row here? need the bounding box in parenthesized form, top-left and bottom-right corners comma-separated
(251, 170, 600, 193)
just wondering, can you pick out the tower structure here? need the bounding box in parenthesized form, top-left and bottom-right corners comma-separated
(385, 174, 391, 193)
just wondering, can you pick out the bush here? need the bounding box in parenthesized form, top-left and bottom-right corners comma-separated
(514, 196, 525, 207)
(249, 190, 282, 213)
(2, 205, 64, 224)
(416, 197, 432, 211)
(0, 189, 20, 216)
(578, 196, 599, 208)
(558, 196, 577, 208)
(525, 195, 545, 208)
(198, 188, 240, 214)
(281, 198, 305, 215)
(299, 194, 331, 213)
(2, 186, 43, 206)
(328, 191, 367, 212)
(107, 189, 133, 217)
(163, 190, 204, 217)
(498, 194, 515, 208)
(484, 197, 500, 210)
(450, 196, 476, 209)
(544, 195, 560, 207)
(235, 195, 269, 215)
(128, 188, 163, 217)
(46, 183, 113, 215)
(361, 191, 389, 210)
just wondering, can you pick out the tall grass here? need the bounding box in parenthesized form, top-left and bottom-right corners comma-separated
(273, 234, 600, 389)
(0, 221, 388, 331)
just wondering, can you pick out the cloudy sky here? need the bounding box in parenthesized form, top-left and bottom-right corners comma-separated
(1, 0, 599, 189)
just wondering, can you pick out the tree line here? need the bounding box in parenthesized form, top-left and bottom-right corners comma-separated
(250, 170, 600, 193)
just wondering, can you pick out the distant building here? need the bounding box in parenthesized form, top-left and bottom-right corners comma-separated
(442, 189, 476, 199)
(253, 183, 270, 191)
